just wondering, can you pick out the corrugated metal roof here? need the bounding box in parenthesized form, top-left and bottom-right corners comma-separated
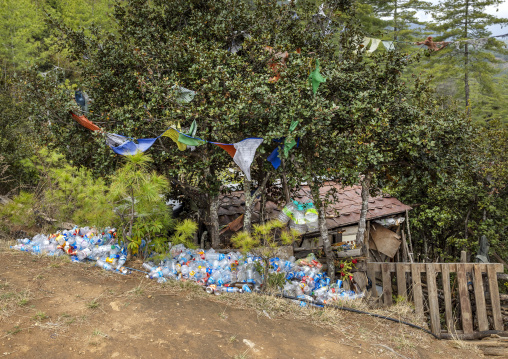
(219, 182, 412, 234)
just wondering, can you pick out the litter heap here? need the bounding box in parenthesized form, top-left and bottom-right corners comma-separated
(12, 227, 363, 305)
(12, 227, 130, 274)
(141, 244, 363, 304)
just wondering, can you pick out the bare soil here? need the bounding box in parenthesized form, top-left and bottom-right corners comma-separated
(0, 249, 483, 359)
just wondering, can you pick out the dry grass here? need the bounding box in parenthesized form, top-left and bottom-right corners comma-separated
(0, 286, 34, 319)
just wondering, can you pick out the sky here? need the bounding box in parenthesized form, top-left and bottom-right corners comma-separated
(416, 1, 508, 36)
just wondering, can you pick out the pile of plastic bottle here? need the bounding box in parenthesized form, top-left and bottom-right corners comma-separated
(11, 226, 131, 275)
(142, 245, 363, 304)
(278, 200, 319, 233)
(12, 228, 364, 305)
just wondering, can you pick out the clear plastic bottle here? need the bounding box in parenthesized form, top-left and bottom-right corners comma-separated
(116, 254, 127, 269)
(96, 259, 114, 271)
(278, 200, 297, 224)
(304, 203, 319, 231)
(289, 204, 308, 233)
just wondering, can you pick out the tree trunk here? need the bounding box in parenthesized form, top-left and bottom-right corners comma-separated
(260, 190, 266, 224)
(310, 184, 335, 281)
(243, 173, 271, 233)
(208, 194, 220, 248)
(355, 173, 371, 249)
(393, 0, 398, 42)
(243, 179, 254, 233)
(318, 204, 335, 281)
(464, 0, 470, 116)
(281, 158, 291, 204)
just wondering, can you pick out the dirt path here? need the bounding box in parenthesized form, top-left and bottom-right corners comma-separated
(0, 250, 482, 359)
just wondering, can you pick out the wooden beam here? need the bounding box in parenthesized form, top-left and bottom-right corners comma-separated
(396, 264, 407, 299)
(382, 263, 393, 306)
(473, 264, 489, 331)
(401, 230, 408, 263)
(405, 209, 413, 254)
(441, 264, 454, 333)
(457, 265, 473, 334)
(411, 265, 424, 319)
(426, 263, 441, 336)
(366, 262, 503, 273)
(493, 252, 508, 271)
(362, 220, 370, 259)
(487, 265, 504, 331)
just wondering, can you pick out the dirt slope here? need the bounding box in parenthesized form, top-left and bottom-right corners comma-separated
(0, 250, 482, 359)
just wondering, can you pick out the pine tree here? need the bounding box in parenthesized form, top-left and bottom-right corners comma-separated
(429, 0, 508, 119)
(361, 0, 432, 48)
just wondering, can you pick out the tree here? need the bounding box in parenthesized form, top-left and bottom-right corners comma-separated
(231, 220, 299, 291)
(26, 0, 348, 247)
(108, 153, 172, 257)
(361, 0, 432, 44)
(428, 0, 508, 119)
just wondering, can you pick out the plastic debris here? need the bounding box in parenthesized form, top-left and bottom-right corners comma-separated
(279, 199, 319, 233)
(142, 245, 364, 304)
(13, 230, 364, 305)
(12, 226, 131, 275)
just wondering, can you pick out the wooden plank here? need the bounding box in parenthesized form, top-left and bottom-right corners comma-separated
(487, 265, 503, 331)
(460, 251, 467, 263)
(362, 221, 370, 258)
(411, 264, 424, 319)
(396, 264, 407, 299)
(426, 264, 441, 336)
(382, 263, 393, 306)
(401, 230, 408, 263)
(457, 265, 473, 334)
(472, 264, 489, 332)
(366, 262, 503, 273)
(441, 264, 454, 333)
(367, 266, 379, 298)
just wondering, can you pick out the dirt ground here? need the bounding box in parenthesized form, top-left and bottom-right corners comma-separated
(0, 249, 485, 359)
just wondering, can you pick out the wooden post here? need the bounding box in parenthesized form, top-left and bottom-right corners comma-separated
(401, 229, 408, 263)
(396, 264, 407, 299)
(473, 265, 489, 331)
(362, 221, 370, 259)
(426, 264, 441, 336)
(487, 265, 503, 331)
(457, 264, 473, 334)
(460, 250, 467, 263)
(382, 263, 393, 306)
(411, 264, 424, 319)
(441, 264, 454, 332)
(405, 209, 413, 256)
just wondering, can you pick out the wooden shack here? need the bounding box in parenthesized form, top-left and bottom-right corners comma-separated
(218, 182, 412, 262)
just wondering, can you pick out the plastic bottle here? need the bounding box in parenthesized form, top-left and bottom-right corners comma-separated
(116, 254, 127, 269)
(305, 203, 319, 231)
(278, 200, 297, 224)
(220, 287, 242, 293)
(289, 204, 308, 233)
(96, 259, 114, 271)
(142, 262, 156, 272)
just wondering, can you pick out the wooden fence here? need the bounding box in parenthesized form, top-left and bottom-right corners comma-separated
(367, 262, 505, 338)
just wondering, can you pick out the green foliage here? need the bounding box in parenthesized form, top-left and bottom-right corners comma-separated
(232, 220, 299, 290)
(108, 152, 173, 255)
(0, 82, 38, 195)
(412, 0, 508, 123)
(391, 119, 508, 262)
(0, 191, 36, 228)
(169, 219, 198, 249)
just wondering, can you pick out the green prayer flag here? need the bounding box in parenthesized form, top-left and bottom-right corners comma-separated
(178, 133, 206, 147)
(188, 119, 198, 137)
(283, 138, 297, 158)
(289, 120, 299, 132)
(308, 59, 326, 94)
